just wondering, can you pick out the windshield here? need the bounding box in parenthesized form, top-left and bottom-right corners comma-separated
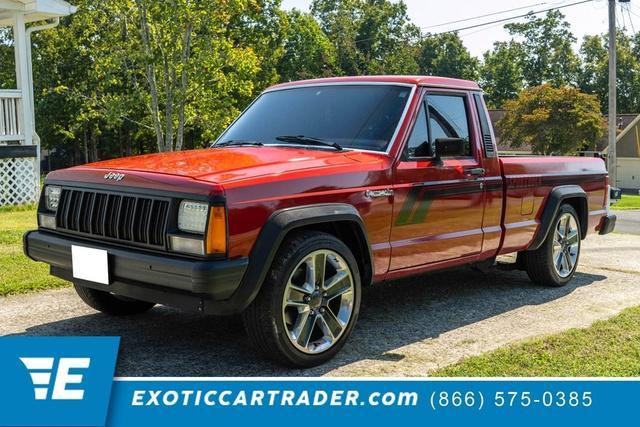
(216, 84, 412, 152)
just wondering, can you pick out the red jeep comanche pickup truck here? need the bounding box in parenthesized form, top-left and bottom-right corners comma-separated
(24, 76, 616, 367)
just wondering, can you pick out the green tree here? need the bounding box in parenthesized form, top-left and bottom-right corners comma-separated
(277, 9, 338, 81)
(311, 0, 419, 75)
(578, 35, 607, 104)
(30, 1, 143, 163)
(417, 32, 479, 80)
(632, 32, 640, 59)
(499, 84, 605, 155)
(505, 10, 579, 87)
(354, 0, 419, 74)
(227, 0, 288, 93)
(579, 32, 640, 114)
(479, 41, 524, 108)
(0, 29, 15, 89)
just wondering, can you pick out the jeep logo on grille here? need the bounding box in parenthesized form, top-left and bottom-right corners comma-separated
(103, 172, 125, 182)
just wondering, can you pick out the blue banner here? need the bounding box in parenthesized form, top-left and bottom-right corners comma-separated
(106, 379, 638, 426)
(1, 336, 639, 426)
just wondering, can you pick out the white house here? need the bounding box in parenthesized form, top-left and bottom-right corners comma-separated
(0, 0, 76, 205)
(603, 114, 640, 191)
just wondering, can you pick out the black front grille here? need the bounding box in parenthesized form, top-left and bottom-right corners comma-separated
(56, 188, 170, 247)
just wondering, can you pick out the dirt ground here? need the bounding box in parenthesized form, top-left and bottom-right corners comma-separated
(1, 233, 638, 377)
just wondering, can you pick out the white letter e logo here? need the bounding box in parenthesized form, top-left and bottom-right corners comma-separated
(52, 358, 90, 400)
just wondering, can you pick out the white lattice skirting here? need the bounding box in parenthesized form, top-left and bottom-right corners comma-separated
(0, 157, 37, 205)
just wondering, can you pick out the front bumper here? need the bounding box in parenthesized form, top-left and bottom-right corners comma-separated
(598, 214, 616, 235)
(23, 230, 249, 314)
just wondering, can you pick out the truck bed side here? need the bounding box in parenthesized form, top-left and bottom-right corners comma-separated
(497, 156, 608, 255)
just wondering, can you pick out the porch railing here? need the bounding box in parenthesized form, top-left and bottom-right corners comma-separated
(0, 89, 36, 205)
(0, 90, 23, 143)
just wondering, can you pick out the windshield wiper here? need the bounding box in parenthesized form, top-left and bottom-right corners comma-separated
(214, 140, 264, 148)
(275, 135, 343, 151)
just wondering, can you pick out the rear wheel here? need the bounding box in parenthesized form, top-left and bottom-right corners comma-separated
(73, 284, 156, 315)
(524, 204, 581, 287)
(242, 231, 361, 367)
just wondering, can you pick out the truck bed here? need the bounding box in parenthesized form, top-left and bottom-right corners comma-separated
(497, 156, 608, 254)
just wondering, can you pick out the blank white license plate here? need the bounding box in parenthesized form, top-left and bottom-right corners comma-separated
(71, 245, 109, 285)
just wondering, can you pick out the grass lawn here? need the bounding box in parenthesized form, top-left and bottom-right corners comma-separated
(0, 205, 69, 296)
(611, 194, 640, 210)
(435, 305, 640, 377)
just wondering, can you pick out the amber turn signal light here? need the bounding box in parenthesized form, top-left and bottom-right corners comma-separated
(206, 206, 227, 255)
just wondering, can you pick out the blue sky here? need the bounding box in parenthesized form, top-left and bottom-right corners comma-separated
(281, 0, 640, 58)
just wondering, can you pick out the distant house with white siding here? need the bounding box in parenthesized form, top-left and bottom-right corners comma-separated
(604, 114, 640, 191)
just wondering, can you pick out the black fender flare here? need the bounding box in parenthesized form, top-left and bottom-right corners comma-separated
(224, 203, 372, 314)
(527, 185, 588, 251)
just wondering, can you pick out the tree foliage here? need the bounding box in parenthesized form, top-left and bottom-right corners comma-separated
(504, 10, 579, 87)
(417, 33, 478, 80)
(133, 0, 270, 152)
(0, 29, 15, 89)
(277, 9, 338, 82)
(311, 0, 420, 75)
(480, 41, 524, 108)
(578, 32, 640, 114)
(499, 85, 605, 155)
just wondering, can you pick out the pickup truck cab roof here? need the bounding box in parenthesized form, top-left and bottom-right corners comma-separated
(267, 75, 481, 91)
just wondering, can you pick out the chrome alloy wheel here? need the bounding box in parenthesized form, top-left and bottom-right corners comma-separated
(552, 212, 580, 278)
(281, 249, 355, 354)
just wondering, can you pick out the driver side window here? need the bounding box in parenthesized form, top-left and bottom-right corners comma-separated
(406, 93, 473, 159)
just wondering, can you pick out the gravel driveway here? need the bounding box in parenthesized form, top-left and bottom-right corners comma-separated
(613, 209, 640, 235)
(1, 234, 639, 377)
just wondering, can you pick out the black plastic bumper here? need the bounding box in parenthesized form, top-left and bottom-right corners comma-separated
(23, 230, 249, 315)
(599, 214, 616, 235)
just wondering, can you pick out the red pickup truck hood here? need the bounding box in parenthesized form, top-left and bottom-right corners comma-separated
(72, 147, 365, 184)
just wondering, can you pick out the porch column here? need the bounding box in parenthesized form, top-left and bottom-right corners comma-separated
(12, 12, 38, 192)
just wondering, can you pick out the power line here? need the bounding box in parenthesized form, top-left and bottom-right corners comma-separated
(629, 2, 640, 18)
(430, 0, 593, 35)
(422, 2, 548, 30)
(627, 2, 640, 26)
(459, 21, 509, 38)
(457, 0, 572, 38)
(624, 3, 636, 34)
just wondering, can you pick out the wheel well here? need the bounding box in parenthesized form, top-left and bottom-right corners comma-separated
(562, 197, 588, 238)
(284, 221, 373, 286)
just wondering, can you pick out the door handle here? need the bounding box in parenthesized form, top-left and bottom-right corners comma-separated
(465, 167, 485, 177)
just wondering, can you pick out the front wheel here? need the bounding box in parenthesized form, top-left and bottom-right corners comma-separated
(524, 204, 581, 287)
(242, 231, 361, 367)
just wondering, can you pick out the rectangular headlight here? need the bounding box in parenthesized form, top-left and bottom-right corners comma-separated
(178, 200, 208, 234)
(45, 185, 62, 211)
(169, 235, 205, 256)
(38, 213, 56, 230)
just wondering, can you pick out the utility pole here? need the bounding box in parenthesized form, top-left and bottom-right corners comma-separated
(608, 0, 617, 188)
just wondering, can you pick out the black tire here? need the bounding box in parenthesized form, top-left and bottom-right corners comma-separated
(242, 231, 361, 368)
(73, 283, 156, 315)
(524, 204, 581, 287)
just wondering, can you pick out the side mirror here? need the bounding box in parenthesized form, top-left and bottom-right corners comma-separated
(435, 137, 467, 158)
(413, 140, 434, 158)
